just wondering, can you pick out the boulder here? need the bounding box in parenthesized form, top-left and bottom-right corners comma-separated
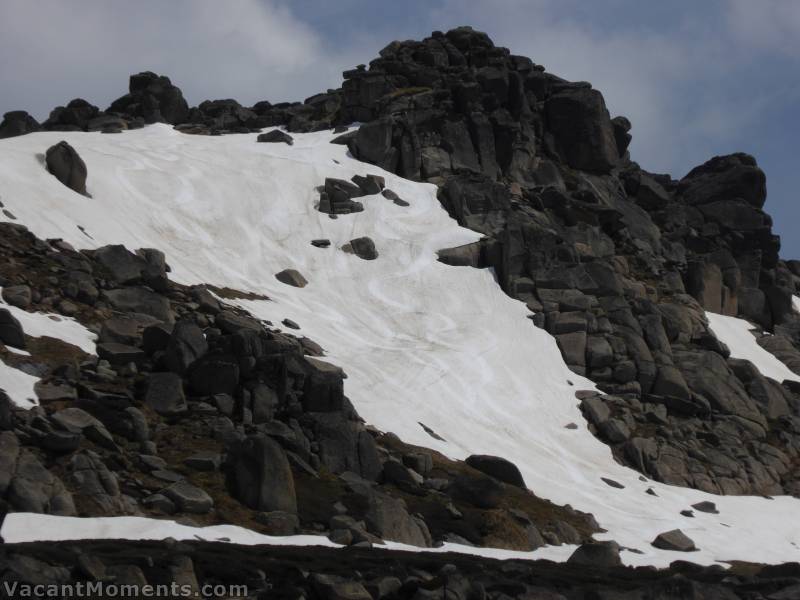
(164, 321, 208, 374)
(465, 454, 525, 488)
(2, 285, 32, 309)
(0, 308, 26, 349)
(679, 153, 767, 209)
(225, 433, 297, 514)
(351, 174, 385, 195)
(145, 372, 187, 415)
(45, 141, 88, 195)
(256, 130, 293, 145)
(93, 245, 146, 284)
(104, 288, 172, 322)
(51, 408, 116, 449)
(275, 269, 308, 288)
(651, 529, 697, 552)
(567, 541, 622, 567)
(343, 237, 379, 260)
(162, 480, 213, 514)
(96, 343, 146, 366)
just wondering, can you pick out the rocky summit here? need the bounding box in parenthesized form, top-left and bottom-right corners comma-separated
(1, 24, 800, 599)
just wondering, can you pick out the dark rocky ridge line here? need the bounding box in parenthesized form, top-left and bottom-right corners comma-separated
(0, 220, 598, 556)
(5, 537, 800, 600)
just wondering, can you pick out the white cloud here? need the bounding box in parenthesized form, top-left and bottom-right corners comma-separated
(0, 0, 365, 118)
(726, 0, 800, 57)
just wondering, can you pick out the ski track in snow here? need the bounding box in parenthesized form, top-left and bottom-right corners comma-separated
(1, 125, 800, 567)
(706, 312, 800, 384)
(0, 287, 97, 407)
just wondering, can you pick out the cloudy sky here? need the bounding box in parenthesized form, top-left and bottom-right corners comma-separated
(1, 0, 798, 257)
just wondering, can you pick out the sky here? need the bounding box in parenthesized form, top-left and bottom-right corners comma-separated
(1, 0, 798, 257)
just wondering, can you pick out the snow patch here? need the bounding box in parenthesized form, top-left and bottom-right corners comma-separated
(793, 295, 800, 314)
(1, 126, 800, 566)
(0, 360, 38, 408)
(0, 288, 97, 354)
(706, 312, 800, 383)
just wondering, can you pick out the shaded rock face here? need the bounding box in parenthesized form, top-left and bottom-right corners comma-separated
(45, 141, 88, 195)
(225, 433, 297, 514)
(295, 26, 800, 498)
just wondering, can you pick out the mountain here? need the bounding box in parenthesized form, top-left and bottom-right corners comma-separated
(1, 25, 800, 597)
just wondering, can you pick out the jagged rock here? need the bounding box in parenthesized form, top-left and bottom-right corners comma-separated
(108, 72, 189, 124)
(93, 245, 146, 284)
(51, 407, 116, 449)
(351, 174, 385, 195)
(343, 237, 378, 260)
(465, 454, 525, 488)
(545, 87, 618, 173)
(225, 433, 297, 514)
(164, 321, 208, 374)
(652, 529, 697, 552)
(0, 110, 40, 138)
(99, 314, 160, 346)
(679, 153, 767, 209)
(45, 141, 88, 195)
(275, 269, 308, 288)
(0, 308, 26, 349)
(145, 372, 187, 415)
(257, 130, 293, 145)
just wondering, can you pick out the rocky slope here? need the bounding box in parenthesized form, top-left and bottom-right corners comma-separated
(1, 23, 800, 593)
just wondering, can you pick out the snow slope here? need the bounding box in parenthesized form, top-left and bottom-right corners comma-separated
(0, 288, 97, 407)
(1, 125, 800, 567)
(706, 312, 800, 384)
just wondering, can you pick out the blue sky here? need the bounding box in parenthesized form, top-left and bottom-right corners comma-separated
(1, 0, 798, 257)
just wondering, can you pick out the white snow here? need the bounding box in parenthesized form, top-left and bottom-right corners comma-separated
(706, 312, 800, 383)
(0, 288, 97, 354)
(1, 126, 800, 567)
(794, 295, 800, 314)
(1, 512, 583, 563)
(0, 286, 97, 407)
(0, 360, 39, 408)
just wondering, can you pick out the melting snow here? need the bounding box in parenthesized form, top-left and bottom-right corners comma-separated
(1, 126, 800, 567)
(706, 312, 800, 384)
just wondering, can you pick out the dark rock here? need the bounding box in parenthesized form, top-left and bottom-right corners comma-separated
(108, 72, 189, 124)
(691, 501, 719, 514)
(2, 285, 32, 309)
(679, 153, 767, 209)
(351, 174, 385, 195)
(257, 130, 293, 145)
(96, 342, 146, 366)
(311, 239, 331, 248)
(545, 87, 618, 173)
(255, 510, 299, 536)
(0, 308, 26, 349)
(652, 529, 697, 552)
(465, 454, 525, 488)
(275, 269, 308, 288)
(145, 372, 187, 415)
(567, 541, 622, 567)
(189, 354, 240, 396)
(225, 433, 297, 514)
(0, 110, 40, 138)
(162, 480, 213, 514)
(93, 245, 146, 284)
(164, 321, 208, 374)
(450, 472, 503, 509)
(104, 288, 172, 322)
(343, 236, 379, 260)
(45, 141, 88, 195)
